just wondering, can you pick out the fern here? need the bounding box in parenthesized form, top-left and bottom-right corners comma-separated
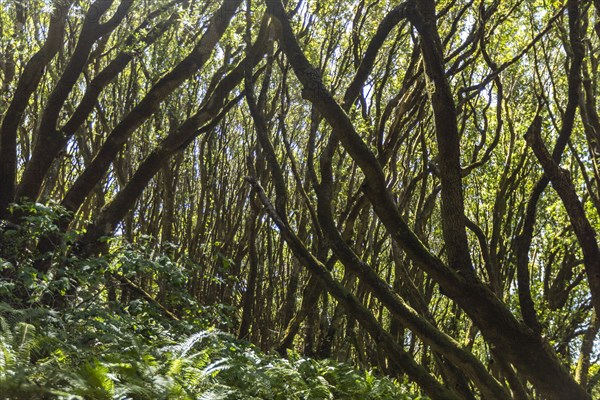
(0, 303, 423, 400)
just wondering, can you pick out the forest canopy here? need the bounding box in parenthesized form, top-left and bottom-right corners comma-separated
(1, 0, 599, 399)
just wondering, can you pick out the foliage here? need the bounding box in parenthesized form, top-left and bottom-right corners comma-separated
(0, 210, 421, 399)
(0, 308, 420, 399)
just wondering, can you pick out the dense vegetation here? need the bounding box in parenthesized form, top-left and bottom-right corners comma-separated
(0, 210, 420, 399)
(0, 0, 599, 398)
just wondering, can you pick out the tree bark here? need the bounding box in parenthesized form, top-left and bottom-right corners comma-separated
(0, 0, 75, 217)
(266, 1, 590, 398)
(16, 0, 176, 203)
(60, 0, 243, 215)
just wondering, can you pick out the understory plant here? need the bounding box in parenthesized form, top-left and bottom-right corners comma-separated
(0, 204, 423, 399)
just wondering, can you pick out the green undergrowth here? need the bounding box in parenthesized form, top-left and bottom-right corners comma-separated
(0, 303, 422, 399)
(0, 203, 424, 399)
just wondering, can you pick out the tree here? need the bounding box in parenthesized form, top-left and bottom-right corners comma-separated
(1, 0, 599, 398)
